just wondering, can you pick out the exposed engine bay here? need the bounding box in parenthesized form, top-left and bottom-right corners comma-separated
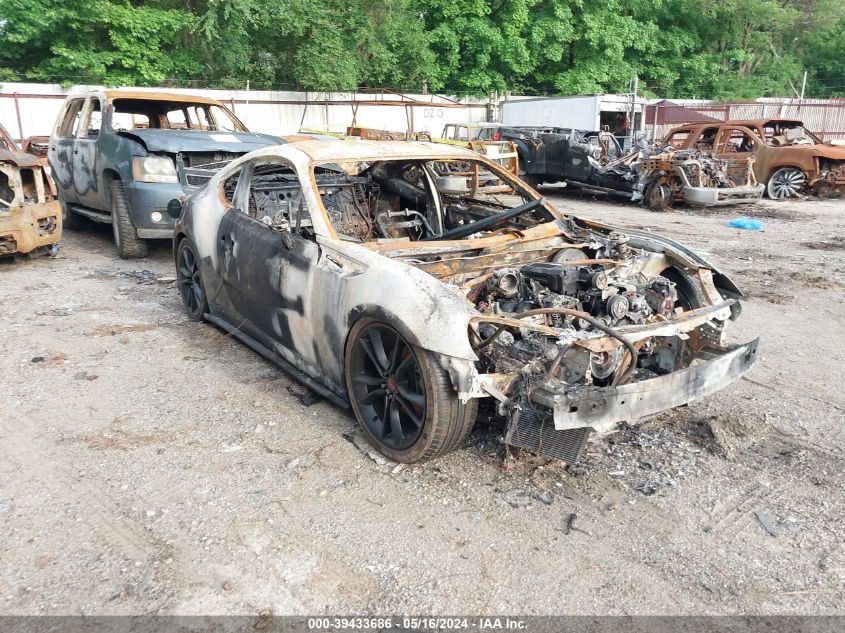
(461, 233, 692, 391)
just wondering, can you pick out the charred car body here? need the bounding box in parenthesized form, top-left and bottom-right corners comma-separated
(502, 126, 763, 210)
(170, 140, 758, 464)
(47, 90, 282, 258)
(664, 118, 845, 199)
(1, 123, 61, 258)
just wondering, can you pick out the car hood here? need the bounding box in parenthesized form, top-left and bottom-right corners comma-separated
(116, 128, 283, 154)
(0, 149, 41, 168)
(815, 144, 845, 159)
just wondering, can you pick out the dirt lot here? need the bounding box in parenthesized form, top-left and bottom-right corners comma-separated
(2, 192, 844, 616)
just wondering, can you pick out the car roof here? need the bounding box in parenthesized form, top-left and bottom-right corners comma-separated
(69, 89, 223, 105)
(678, 118, 804, 129)
(283, 139, 478, 162)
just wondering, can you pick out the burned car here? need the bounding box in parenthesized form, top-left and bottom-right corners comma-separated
(664, 119, 845, 199)
(47, 90, 282, 258)
(170, 140, 758, 464)
(501, 126, 762, 209)
(1, 122, 61, 258)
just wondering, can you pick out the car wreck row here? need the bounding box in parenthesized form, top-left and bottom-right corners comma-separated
(169, 140, 758, 464)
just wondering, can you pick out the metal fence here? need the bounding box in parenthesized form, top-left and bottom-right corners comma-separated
(0, 82, 491, 141)
(647, 98, 845, 142)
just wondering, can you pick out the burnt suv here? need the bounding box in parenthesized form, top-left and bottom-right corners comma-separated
(663, 118, 845, 199)
(48, 90, 282, 257)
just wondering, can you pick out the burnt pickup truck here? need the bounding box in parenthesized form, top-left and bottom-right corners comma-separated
(48, 90, 282, 257)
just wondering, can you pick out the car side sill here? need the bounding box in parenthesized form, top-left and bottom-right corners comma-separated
(71, 206, 112, 224)
(203, 313, 350, 410)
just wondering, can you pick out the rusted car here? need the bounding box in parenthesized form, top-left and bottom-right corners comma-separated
(663, 118, 845, 199)
(47, 90, 282, 258)
(169, 140, 757, 464)
(1, 123, 61, 258)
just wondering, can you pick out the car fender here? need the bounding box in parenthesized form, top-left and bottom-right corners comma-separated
(324, 240, 480, 364)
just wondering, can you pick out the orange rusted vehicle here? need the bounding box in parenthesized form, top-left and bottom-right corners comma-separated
(663, 118, 845, 199)
(1, 123, 61, 258)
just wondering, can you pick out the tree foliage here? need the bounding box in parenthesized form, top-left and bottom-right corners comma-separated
(0, 0, 842, 97)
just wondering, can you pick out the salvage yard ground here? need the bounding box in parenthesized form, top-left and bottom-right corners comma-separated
(1, 192, 844, 615)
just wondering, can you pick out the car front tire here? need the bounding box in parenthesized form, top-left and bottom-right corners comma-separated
(345, 318, 478, 463)
(767, 167, 806, 199)
(109, 179, 148, 258)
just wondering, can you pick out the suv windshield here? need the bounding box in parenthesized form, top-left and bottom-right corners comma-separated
(762, 121, 819, 146)
(108, 99, 246, 133)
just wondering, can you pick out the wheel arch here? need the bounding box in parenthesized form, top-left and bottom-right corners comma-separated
(342, 304, 479, 394)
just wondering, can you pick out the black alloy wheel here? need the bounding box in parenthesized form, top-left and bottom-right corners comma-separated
(347, 322, 426, 451)
(176, 238, 208, 321)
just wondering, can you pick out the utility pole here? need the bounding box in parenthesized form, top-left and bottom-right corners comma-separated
(800, 70, 807, 100)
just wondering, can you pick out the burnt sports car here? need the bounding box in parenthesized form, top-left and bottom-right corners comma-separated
(169, 140, 758, 464)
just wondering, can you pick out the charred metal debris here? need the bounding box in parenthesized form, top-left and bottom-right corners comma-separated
(501, 128, 764, 210)
(0, 122, 61, 257)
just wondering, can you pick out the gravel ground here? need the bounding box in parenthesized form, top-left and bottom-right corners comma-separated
(1, 192, 844, 616)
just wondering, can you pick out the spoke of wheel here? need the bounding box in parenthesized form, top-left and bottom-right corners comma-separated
(192, 283, 202, 305)
(389, 335, 403, 372)
(182, 248, 194, 273)
(353, 373, 383, 386)
(381, 395, 390, 437)
(394, 350, 414, 376)
(359, 388, 386, 406)
(397, 384, 424, 408)
(358, 338, 386, 375)
(395, 395, 422, 428)
(369, 328, 391, 373)
(389, 400, 404, 442)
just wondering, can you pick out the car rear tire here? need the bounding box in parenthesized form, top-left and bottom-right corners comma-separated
(766, 167, 806, 199)
(176, 238, 208, 321)
(60, 200, 87, 231)
(109, 179, 148, 259)
(345, 318, 478, 463)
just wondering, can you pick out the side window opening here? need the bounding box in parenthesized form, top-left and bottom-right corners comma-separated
(666, 130, 689, 149)
(222, 169, 241, 206)
(82, 99, 102, 139)
(58, 100, 85, 138)
(695, 127, 719, 150)
(247, 162, 312, 238)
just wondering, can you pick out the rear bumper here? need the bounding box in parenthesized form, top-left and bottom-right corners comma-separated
(682, 185, 764, 206)
(0, 200, 62, 255)
(530, 339, 759, 434)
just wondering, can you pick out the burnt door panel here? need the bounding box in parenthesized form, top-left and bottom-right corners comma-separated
(73, 98, 103, 208)
(49, 98, 86, 204)
(216, 210, 320, 362)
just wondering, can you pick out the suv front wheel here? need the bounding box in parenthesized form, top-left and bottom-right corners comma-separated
(109, 179, 148, 258)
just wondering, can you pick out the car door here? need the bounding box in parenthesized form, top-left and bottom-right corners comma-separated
(215, 158, 322, 369)
(73, 96, 104, 209)
(48, 97, 85, 204)
(713, 126, 761, 185)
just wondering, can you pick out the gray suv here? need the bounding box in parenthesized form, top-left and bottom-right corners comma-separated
(48, 90, 282, 257)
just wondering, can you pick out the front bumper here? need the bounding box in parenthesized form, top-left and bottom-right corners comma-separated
(124, 181, 183, 236)
(530, 339, 759, 435)
(682, 184, 764, 207)
(0, 200, 62, 255)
